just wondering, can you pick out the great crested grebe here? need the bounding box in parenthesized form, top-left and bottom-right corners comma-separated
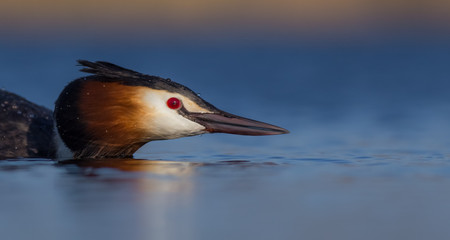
(0, 60, 288, 159)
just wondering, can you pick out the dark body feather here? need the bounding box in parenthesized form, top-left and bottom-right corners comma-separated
(0, 89, 55, 159)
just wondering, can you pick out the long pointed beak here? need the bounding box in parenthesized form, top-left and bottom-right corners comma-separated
(188, 111, 289, 136)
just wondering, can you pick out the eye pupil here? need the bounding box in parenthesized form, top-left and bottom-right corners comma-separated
(167, 97, 181, 109)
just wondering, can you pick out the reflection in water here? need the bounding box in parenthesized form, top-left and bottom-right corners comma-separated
(56, 159, 201, 240)
(57, 158, 201, 175)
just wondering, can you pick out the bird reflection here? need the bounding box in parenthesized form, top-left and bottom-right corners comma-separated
(57, 158, 207, 219)
(56, 158, 202, 197)
(55, 158, 276, 196)
(56, 158, 272, 176)
(57, 158, 201, 176)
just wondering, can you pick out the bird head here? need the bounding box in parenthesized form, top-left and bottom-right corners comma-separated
(54, 60, 288, 158)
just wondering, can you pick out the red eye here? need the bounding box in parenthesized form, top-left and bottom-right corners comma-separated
(167, 97, 182, 110)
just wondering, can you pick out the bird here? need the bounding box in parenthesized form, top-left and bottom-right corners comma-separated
(0, 60, 288, 160)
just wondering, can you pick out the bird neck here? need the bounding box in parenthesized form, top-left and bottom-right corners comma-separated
(53, 124, 145, 159)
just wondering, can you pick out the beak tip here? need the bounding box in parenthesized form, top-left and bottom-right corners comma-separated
(269, 127, 290, 135)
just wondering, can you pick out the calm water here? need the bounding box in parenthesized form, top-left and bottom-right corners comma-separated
(1, 40, 450, 239)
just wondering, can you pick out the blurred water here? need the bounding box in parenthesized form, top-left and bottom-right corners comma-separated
(1, 40, 450, 239)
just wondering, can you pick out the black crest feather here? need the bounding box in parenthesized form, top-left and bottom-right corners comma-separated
(77, 60, 145, 79)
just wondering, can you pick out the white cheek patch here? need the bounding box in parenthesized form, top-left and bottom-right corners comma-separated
(142, 90, 207, 140)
